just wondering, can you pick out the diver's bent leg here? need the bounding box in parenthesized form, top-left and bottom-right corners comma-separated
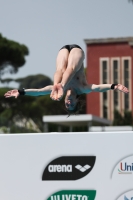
(67, 48, 85, 72)
(53, 49, 69, 85)
(61, 48, 85, 88)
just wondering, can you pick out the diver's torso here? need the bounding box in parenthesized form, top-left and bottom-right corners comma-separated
(66, 64, 88, 94)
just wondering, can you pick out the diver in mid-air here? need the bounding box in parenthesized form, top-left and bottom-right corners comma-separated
(4, 44, 129, 115)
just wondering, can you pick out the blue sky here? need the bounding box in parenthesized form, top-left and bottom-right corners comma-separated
(0, 0, 133, 86)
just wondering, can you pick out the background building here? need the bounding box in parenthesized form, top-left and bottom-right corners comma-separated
(84, 37, 133, 120)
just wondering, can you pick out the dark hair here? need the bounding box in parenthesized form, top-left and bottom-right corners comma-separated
(65, 95, 85, 117)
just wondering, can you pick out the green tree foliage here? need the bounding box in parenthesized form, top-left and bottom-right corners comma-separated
(1, 78, 14, 84)
(113, 109, 133, 125)
(123, 110, 133, 125)
(15, 74, 52, 89)
(0, 87, 66, 132)
(0, 33, 29, 81)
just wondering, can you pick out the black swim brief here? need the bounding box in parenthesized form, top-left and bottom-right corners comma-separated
(60, 44, 82, 52)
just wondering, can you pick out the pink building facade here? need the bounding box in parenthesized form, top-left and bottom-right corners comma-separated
(84, 37, 133, 120)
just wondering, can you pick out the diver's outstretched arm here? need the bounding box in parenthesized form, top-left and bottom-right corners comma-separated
(4, 85, 53, 98)
(84, 84, 129, 94)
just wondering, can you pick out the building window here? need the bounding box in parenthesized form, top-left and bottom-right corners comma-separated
(102, 61, 108, 84)
(113, 60, 118, 84)
(121, 57, 131, 112)
(100, 59, 109, 119)
(124, 59, 129, 110)
(114, 91, 118, 107)
(110, 58, 121, 120)
(124, 60, 129, 88)
(112, 59, 119, 110)
(103, 92, 107, 118)
(102, 60, 108, 118)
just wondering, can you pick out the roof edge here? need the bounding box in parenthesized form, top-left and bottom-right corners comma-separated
(84, 37, 133, 46)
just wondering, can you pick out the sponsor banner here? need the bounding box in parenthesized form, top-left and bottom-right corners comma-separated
(117, 190, 133, 200)
(111, 155, 133, 178)
(42, 156, 96, 180)
(47, 190, 96, 200)
(0, 132, 133, 200)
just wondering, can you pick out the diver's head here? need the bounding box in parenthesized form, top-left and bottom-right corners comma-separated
(64, 89, 82, 116)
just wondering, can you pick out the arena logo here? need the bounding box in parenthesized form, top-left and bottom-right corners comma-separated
(42, 156, 96, 180)
(111, 155, 133, 178)
(48, 164, 72, 172)
(116, 190, 133, 200)
(46, 190, 96, 200)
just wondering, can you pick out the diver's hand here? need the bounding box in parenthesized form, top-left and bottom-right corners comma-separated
(4, 89, 19, 98)
(114, 84, 129, 94)
(50, 83, 64, 101)
(56, 83, 64, 100)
